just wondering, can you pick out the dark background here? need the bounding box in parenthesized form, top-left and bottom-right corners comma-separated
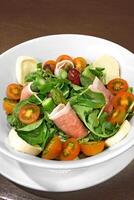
(0, 0, 134, 199)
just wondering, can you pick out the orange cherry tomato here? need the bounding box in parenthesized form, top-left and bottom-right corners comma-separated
(6, 83, 23, 100)
(107, 78, 128, 95)
(43, 60, 56, 73)
(56, 54, 73, 63)
(60, 138, 80, 161)
(3, 98, 17, 114)
(19, 104, 40, 124)
(73, 57, 87, 73)
(108, 106, 126, 125)
(112, 91, 134, 109)
(80, 141, 105, 156)
(42, 135, 62, 160)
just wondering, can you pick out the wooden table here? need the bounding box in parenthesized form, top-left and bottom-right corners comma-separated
(0, 0, 134, 199)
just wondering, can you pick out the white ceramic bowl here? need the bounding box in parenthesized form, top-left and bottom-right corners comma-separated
(0, 34, 134, 192)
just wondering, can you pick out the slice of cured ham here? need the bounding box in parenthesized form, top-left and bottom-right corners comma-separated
(49, 103, 88, 138)
(54, 60, 74, 76)
(20, 83, 33, 100)
(89, 77, 113, 113)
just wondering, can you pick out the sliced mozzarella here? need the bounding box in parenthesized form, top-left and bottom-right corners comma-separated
(93, 55, 120, 84)
(54, 60, 74, 76)
(105, 120, 131, 147)
(8, 128, 42, 155)
(16, 56, 38, 85)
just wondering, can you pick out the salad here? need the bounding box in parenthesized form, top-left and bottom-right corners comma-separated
(3, 54, 134, 161)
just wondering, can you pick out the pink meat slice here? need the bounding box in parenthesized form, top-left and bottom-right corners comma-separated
(49, 103, 88, 138)
(89, 77, 113, 113)
(20, 83, 33, 100)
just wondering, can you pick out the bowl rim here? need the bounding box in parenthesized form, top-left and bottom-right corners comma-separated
(0, 33, 134, 169)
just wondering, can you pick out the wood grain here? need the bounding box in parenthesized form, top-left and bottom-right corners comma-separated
(0, 0, 134, 199)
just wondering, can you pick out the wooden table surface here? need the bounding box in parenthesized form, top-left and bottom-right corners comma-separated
(0, 0, 134, 199)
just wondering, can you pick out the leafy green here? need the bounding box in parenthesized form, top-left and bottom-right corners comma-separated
(60, 84, 70, 98)
(89, 67, 104, 80)
(70, 88, 106, 109)
(80, 75, 93, 87)
(71, 84, 84, 91)
(17, 119, 43, 132)
(50, 88, 67, 105)
(17, 121, 54, 149)
(79, 133, 103, 143)
(7, 114, 24, 129)
(28, 94, 42, 105)
(127, 87, 134, 93)
(73, 104, 119, 140)
(82, 65, 95, 80)
(89, 112, 119, 137)
(17, 122, 46, 146)
(81, 64, 105, 86)
(72, 105, 92, 129)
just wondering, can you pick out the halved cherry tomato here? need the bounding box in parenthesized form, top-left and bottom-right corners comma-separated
(6, 83, 23, 100)
(80, 141, 105, 156)
(42, 135, 62, 160)
(112, 91, 134, 109)
(107, 78, 128, 95)
(43, 60, 56, 73)
(108, 106, 126, 125)
(68, 68, 80, 85)
(73, 57, 87, 73)
(3, 98, 17, 114)
(19, 104, 40, 124)
(60, 138, 80, 161)
(56, 54, 73, 63)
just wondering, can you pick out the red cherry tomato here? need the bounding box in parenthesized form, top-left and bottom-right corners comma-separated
(107, 78, 128, 95)
(56, 55, 73, 63)
(112, 91, 134, 109)
(80, 141, 105, 156)
(19, 104, 40, 124)
(42, 135, 62, 160)
(68, 68, 80, 85)
(3, 98, 17, 114)
(60, 138, 80, 161)
(43, 60, 56, 73)
(6, 83, 23, 100)
(73, 57, 87, 73)
(108, 106, 126, 125)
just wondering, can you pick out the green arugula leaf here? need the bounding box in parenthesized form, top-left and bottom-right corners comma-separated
(17, 118, 44, 132)
(7, 114, 24, 129)
(73, 103, 119, 140)
(17, 122, 53, 148)
(80, 75, 93, 87)
(72, 104, 92, 129)
(70, 88, 105, 109)
(81, 64, 105, 85)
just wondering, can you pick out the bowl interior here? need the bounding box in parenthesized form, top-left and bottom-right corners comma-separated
(0, 34, 134, 169)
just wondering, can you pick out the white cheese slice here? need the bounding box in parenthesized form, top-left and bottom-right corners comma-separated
(93, 55, 120, 84)
(105, 120, 131, 147)
(16, 56, 38, 85)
